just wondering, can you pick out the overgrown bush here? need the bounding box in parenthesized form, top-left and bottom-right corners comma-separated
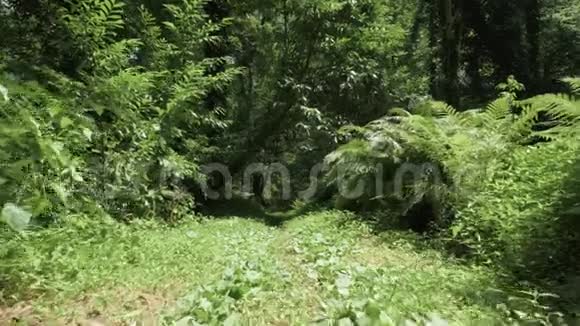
(323, 77, 580, 275)
(0, 0, 241, 227)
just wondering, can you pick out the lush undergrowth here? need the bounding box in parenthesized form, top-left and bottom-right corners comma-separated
(1, 210, 574, 325)
(323, 82, 580, 286)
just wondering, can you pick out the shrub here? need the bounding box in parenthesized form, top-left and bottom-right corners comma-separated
(322, 77, 580, 274)
(0, 0, 242, 227)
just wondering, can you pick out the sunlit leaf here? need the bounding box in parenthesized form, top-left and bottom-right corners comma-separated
(0, 84, 8, 102)
(1, 203, 32, 232)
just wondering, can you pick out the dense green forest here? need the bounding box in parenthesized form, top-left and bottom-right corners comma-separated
(1, 0, 579, 324)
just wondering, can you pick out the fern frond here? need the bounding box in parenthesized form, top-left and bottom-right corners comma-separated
(508, 104, 541, 142)
(562, 77, 580, 96)
(413, 100, 457, 118)
(521, 94, 580, 121)
(431, 101, 459, 117)
(479, 96, 512, 131)
(484, 96, 511, 120)
(388, 107, 412, 117)
(62, 0, 126, 51)
(518, 93, 580, 140)
(410, 100, 478, 127)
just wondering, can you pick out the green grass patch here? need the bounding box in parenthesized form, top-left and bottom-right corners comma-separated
(0, 211, 569, 325)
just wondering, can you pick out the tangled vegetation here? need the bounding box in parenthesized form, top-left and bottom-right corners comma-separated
(325, 78, 580, 269)
(1, 0, 580, 324)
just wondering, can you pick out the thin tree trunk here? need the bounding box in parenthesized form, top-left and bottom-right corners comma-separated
(438, 0, 462, 108)
(428, 0, 440, 98)
(526, 0, 541, 92)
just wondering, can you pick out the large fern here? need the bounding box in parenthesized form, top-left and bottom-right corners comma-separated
(563, 77, 580, 96)
(397, 100, 479, 128)
(526, 94, 580, 140)
(324, 104, 466, 219)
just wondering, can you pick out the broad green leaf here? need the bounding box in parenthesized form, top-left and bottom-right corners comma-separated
(425, 315, 449, 326)
(451, 225, 463, 237)
(199, 297, 212, 311)
(0, 84, 8, 102)
(48, 105, 62, 118)
(60, 116, 73, 129)
(1, 203, 32, 232)
(365, 300, 382, 319)
(163, 21, 177, 31)
(82, 128, 93, 141)
(245, 270, 261, 284)
(223, 313, 241, 326)
(335, 273, 351, 297)
(52, 182, 69, 206)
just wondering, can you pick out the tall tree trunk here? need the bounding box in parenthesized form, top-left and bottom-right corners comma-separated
(428, 0, 440, 98)
(526, 0, 541, 92)
(438, 0, 463, 108)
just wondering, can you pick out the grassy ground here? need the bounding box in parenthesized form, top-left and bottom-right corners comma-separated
(0, 210, 567, 325)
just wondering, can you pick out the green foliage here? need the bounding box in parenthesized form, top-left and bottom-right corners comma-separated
(452, 139, 579, 263)
(2, 211, 566, 324)
(0, 77, 88, 221)
(1, 0, 580, 323)
(164, 261, 276, 325)
(60, 0, 126, 54)
(562, 77, 580, 96)
(323, 77, 580, 278)
(324, 99, 492, 221)
(0, 0, 242, 223)
(223, 0, 429, 182)
(1, 203, 32, 232)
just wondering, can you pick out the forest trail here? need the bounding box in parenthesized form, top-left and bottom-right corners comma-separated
(1, 210, 524, 325)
